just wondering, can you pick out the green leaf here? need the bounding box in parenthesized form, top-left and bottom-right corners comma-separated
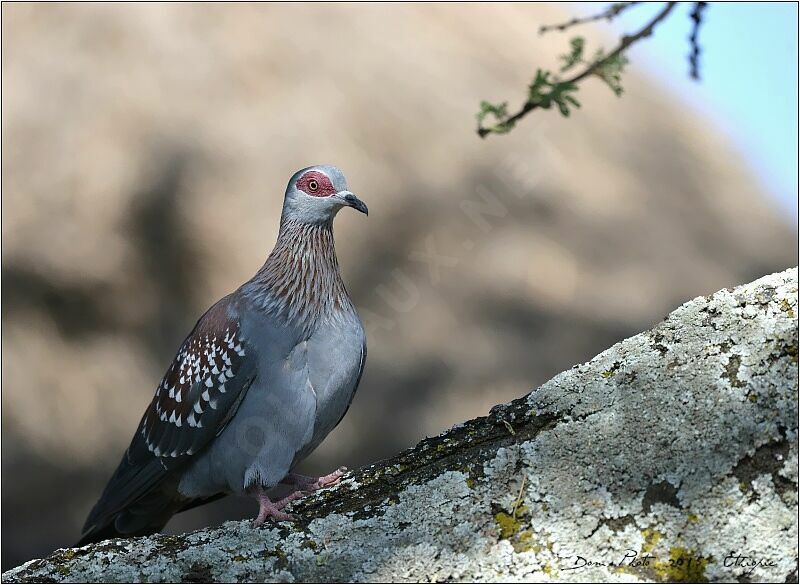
(476, 100, 509, 125)
(592, 50, 629, 96)
(476, 100, 516, 135)
(527, 69, 553, 105)
(559, 37, 585, 72)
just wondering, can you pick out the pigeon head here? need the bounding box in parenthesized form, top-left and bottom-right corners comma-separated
(281, 165, 368, 225)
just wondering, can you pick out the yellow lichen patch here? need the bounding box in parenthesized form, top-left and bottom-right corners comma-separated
(641, 528, 662, 553)
(779, 297, 795, 317)
(615, 564, 634, 577)
(495, 511, 522, 540)
(652, 547, 709, 583)
(687, 512, 699, 524)
(512, 530, 536, 553)
(495, 508, 541, 553)
(542, 563, 554, 575)
(601, 369, 615, 378)
(460, 465, 478, 489)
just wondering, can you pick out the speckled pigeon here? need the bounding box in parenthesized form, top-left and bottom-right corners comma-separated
(79, 165, 368, 545)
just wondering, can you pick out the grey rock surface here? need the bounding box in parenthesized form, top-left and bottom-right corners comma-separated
(5, 268, 797, 583)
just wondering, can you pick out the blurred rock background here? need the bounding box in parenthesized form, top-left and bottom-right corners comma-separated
(1, 3, 796, 569)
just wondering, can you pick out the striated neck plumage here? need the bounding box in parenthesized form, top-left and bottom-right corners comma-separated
(240, 218, 353, 328)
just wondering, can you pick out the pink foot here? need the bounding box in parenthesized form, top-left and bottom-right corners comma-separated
(250, 488, 300, 527)
(283, 466, 347, 492)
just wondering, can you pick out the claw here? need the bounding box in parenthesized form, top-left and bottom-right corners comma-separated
(251, 506, 293, 527)
(250, 488, 300, 526)
(313, 467, 346, 490)
(281, 467, 348, 492)
(250, 467, 348, 527)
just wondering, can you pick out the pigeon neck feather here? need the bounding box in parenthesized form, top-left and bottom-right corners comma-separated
(242, 218, 352, 328)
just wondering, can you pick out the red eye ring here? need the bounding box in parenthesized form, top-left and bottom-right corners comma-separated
(297, 171, 334, 197)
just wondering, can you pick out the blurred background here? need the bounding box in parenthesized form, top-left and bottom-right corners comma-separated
(2, 2, 797, 569)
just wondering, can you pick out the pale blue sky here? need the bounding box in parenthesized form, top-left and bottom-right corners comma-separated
(578, 1, 798, 219)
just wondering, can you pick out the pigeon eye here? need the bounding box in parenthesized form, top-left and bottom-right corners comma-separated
(308, 180, 319, 192)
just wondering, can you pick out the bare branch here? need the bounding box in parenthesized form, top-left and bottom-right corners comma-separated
(539, 2, 642, 35)
(688, 2, 708, 80)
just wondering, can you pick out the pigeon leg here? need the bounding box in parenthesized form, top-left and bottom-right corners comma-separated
(252, 467, 348, 526)
(250, 487, 299, 526)
(282, 466, 347, 492)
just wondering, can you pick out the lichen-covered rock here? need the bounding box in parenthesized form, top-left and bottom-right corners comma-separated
(5, 268, 797, 583)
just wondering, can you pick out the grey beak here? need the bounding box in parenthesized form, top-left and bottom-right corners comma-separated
(338, 191, 369, 215)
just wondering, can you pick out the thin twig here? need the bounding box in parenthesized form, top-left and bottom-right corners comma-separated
(566, 2, 677, 86)
(539, 2, 641, 35)
(478, 2, 678, 138)
(688, 2, 708, 80)
(512, 476, 527, 518)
